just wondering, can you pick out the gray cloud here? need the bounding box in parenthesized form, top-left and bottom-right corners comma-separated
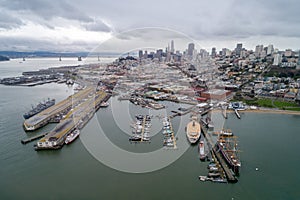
(0, 0, 300, 51)
(83, 19, 111, 32)
(0, 11, 24, 29)
(0, 0, 93, 22)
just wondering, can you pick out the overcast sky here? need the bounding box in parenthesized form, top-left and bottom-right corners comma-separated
(0, 0, 299, 52)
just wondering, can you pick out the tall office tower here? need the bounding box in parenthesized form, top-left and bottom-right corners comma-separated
(143, 50, 148, 59)
(138, 50, 143, 59)
(267, 44, 274, 55)
(235, 43, 243, 56)
(255, 45, 264, 57)
(170, 40, 175, 53)
(211, 47, 216, 58)
(156, 49, 163, 61)
(187, 43, 195, 56)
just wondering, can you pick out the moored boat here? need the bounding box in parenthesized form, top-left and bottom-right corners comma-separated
(216, 135, 241, 175)
(23, 98, 55, 119)
(100, 101, 109, 107)
(186, 115, 201, 144)
(198, 140, 206, 160)
(65, 129, 80, 144)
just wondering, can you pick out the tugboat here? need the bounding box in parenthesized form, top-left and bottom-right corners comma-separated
(186, 114, 201, 144)
(65, 129, 80, 144)
(23, 98, 55, 119)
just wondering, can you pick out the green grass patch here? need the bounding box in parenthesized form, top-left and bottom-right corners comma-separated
(242, 98, 300, 110)
(273, 100, 298, 108)
(257, 99, 274, 108)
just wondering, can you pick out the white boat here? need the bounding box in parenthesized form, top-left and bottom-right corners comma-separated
(186, 115, 201, 144)
(199, 140, 206, 160)
(65, 129, 80, 144)
(220, 129, 233, 136)
(100, 102, 109, 107)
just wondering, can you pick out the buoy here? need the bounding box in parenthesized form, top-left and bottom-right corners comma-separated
(255, 167, 259, 171)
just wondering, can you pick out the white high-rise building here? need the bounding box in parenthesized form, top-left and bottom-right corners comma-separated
(273, 53, 282, 66)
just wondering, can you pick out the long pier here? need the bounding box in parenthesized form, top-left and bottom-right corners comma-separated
(200, 121, 237, 183)
(234, 109, 241, 119)
(21, 133, 48, 144)
(35, 89, 108, 150)
(23, 87, 95, 131)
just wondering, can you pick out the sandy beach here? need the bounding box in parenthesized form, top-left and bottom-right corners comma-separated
(225, 108, 300, 116)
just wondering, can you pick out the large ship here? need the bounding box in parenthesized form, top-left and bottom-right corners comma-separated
(65, 129, 80, 144)
(216, 135, 241, 174)
(23, 98, 55, 119)
(186, 115, 201, 144)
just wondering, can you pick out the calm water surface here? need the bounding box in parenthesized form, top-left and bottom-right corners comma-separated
(0, 59, 299, 199)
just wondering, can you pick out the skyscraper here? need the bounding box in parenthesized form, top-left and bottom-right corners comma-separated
(255, 45, 264, 57)
(187, 43, 195, 56)
(235, 43, 243, 56)
(138, 50, 143, 59)
(267, 44, 274, 55)
(211, 47, 216, 58)
(170, 40, 174, 53)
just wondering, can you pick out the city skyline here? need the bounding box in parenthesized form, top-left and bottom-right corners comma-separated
(0, 0, 300, 52)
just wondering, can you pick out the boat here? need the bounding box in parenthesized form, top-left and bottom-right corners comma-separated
(65, 129, 80, 144)
(186, 114, 201, 144)
(216, 135, 241, 175)
(198, 140, 206, 160)
(198, 176, 213, 182)
(23, 98, 55, 119)
(212, 178, 227, 183)
(219, 129, 233, 136)
(100, 101, 109, 107)
(208, 172, 220, 177)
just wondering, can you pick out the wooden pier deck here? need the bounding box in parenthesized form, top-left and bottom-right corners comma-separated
(21, 133, 48, 144)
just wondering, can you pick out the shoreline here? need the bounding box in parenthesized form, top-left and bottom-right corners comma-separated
(225, 109, 300, 116)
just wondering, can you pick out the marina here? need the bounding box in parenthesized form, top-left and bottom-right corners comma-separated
(162, 117, 177, 149)
(129, 115, 152, 143)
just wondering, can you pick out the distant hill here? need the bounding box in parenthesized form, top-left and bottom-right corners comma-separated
(0, 51, 121, 59)
(0, 55, 9, 61)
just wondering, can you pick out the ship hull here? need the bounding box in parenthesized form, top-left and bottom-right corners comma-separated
(216, 143, 240, 175)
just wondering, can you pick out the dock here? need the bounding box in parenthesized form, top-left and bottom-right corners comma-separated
(222, 106, 227, 119)
(34, 89, 109, 150)
(23, 87, 96, 131)
(21, 132, 48, 144)
(168, 117, 177, 149)
(200, 121, 238, 183)
(234, 109, 241, 119)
